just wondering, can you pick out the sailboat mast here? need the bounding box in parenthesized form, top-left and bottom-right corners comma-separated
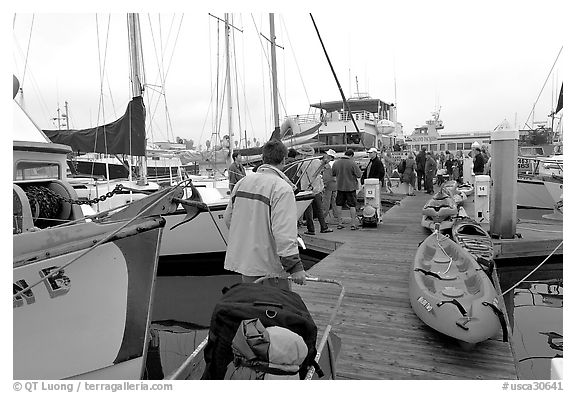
(127, 13, 147, 185)
(270, 13, 280, 135)
(225, 13, 234, 162)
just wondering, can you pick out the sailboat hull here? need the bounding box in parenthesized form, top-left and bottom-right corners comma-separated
(13, 217, 164, 380)
(158, 191, 315, 276)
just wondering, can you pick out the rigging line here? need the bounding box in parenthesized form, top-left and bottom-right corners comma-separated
(160, 14, 185, 142)
(12, 39, 51, 121)
(250, 14, 269, 135)
(232, 22, 243, 148)
(21, 14, 35, 93)
(157, 13, 171, 142)
(237, 14, 251, 146)
(280, 15, 311, 106)
(214, 19, 221, 141)
(501, 240, 563, 297)
(146, 14, 167, 142)
(92, 14, 106, 178)
(309, 13, 365, 148)
(523, 46, 563, 130)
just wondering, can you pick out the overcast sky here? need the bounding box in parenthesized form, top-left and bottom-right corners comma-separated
(11, 1, 566, 148)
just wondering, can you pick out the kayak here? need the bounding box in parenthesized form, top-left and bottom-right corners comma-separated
(421, 190, 458, 232)
(456, 182, 474, 197)
(409, 232, 505, 347)
(452, 217, 495, 276)
(441, 180, 467, 206)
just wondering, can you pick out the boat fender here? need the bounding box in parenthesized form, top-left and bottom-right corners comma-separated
(436, 299, 467, 317)
(482, 301, 508, 342)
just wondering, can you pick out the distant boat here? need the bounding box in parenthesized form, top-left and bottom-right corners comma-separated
(279, 94, 401, 153)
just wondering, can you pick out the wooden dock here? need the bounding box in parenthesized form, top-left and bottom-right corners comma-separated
(294, 189, 519, 380)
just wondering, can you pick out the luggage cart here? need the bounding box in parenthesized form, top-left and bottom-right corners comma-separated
(166, 276, 345, 380)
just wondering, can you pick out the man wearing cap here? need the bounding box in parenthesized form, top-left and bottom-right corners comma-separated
(361, 147, 385, 188)
(298, 146, 333, 235)
(322, 149, 339, 222)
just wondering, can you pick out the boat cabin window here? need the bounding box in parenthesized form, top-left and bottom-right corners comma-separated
(439, 143, 446, 151)
(15, 161, 60, 181)
(447, 143, 456, 151)
(464, 142, 472, 150)
(457, 143, 464, 150)
(429, 144, 437, 151)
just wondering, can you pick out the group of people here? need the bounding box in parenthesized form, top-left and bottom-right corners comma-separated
(396, 145, 492, 196)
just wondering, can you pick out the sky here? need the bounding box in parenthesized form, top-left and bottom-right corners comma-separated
(9, 1, 567, 149)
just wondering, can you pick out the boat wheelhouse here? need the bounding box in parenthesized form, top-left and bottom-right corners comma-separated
(281, 95, 403, 152)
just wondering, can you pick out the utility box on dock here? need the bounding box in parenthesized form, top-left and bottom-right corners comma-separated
(362, 178, 381, 226)
(474, 175, 490, 222)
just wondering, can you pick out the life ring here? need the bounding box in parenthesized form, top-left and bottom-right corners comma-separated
(280, 118, 301, 139)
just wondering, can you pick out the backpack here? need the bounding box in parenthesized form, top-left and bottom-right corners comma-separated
(398, 159, 406, 174)
(201, 283, 322, 380)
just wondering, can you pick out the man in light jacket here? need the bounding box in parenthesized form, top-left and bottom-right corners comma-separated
(224, 139, 306, 289)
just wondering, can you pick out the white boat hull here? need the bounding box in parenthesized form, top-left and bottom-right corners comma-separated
(158, 190, 315, 274)
(517, 178, 557, 209)
(13, 218, 163, 380)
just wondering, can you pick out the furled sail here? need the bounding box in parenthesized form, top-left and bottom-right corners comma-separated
(43, 96, 146, 156)
(555, 83, 563, 114)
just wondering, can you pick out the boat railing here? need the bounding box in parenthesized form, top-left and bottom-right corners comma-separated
(286, 110, 383, 124)
(285, 114, 321, 124)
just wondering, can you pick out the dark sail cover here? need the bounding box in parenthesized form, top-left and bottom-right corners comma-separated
(43, 96, 146, 156)
(555, 83, 563, 114)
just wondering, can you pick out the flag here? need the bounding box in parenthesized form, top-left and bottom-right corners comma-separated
(555, 83, 563, 114)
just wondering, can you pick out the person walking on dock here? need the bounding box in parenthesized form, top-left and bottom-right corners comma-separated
(445, 151, 455, 181)
(228, 152, 246, 193)
(416, 147, 427, 192)
(224, 139, 306, 289)
(424, 151, 437, 194)
(298, 146, 333, 235)
(402, 152, 417, 196)
(382, 150, 395, 194)
(322, 149, 340, 222)
(332, 148, 363, 230)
